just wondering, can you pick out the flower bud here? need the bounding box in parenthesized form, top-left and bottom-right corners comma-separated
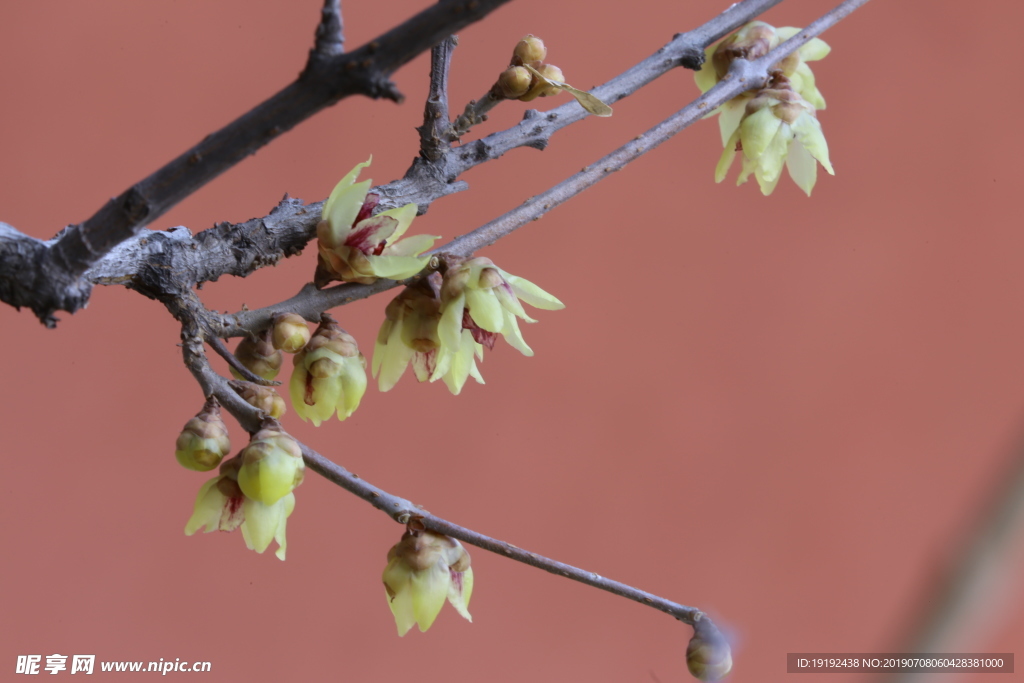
(686, 621, 733, 682)
(519, 63, 564, 101)
(512, 34, 546, 66)
(229, 380, 286, 418)
(231, 329, 283, 381)
(236, 427, 304, 506)
(271, 313, 312, 354)
(496, 66, 532, 99)
(175, 397, 231, 472)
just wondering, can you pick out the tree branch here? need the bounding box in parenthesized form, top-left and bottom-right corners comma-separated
(2, 0, 513, 325)
(181, 325, 717, 634)
(311, 0, 345, 62)
(81, 0, 790, 324)
(417, 37, 457, 161)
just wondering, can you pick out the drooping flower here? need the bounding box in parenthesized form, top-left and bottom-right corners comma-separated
(315, 158, 438, 286)
(372, 274, 485, 395)
(382, 528, 474, 636)
(715, 73, 833, 196)
(695, 21, 830, 146)
(289, 314, 367, 426)
(184, 454, 297, 561)
(174, 396, 231, 472)
(433, 258, 563, 389)
(236, 426, 304, 506)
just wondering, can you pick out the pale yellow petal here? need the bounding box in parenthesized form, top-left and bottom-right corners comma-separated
(323, 157, 371, 220)
(786, 139, 818, 196)
(465, 289, 503, 333)
(740, 108, 783, 159)
(438, 294, 465, 351)
(502, 272, 564, 310)
(411, 562, 451, 632)
(447, 567, 474, 622)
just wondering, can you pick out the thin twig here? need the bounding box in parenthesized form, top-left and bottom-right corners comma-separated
(883, 431, 1024, 683)
(182, 331, 712, 630)
(216, 0, 870, 336)
(80, 0, 790, 307)
(311, 0, 345, 60)
(417, 37, 457, 161)
(451, 89, 504, 138)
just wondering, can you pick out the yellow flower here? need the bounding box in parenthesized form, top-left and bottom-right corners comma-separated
(236, 427, 304, 506)
(695, 21, 830, 146)
(432, 258, 563, 392)
(315, 158, 438, 286)
(184, 456, 297, 561)
(289, 315, 367, 425)
(715, 73, 834, 196)
(382, 529, 474, 636)
(372, 276, 485, 395)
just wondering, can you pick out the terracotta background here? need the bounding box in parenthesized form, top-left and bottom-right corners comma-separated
(2, 0, 1023, 681)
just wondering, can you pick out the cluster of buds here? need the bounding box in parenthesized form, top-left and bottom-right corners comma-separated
(174, 397, 231, 472)
(382, 526, 474, 636)
(314, 158, 438, 286)
(695, 21, 833, 195)
(373, 258, 563, 395)
(184, 424, 303, 561)
(231, 328, 283, 381)
(289, 314, 367, 425)
(493, 35, 611, 116)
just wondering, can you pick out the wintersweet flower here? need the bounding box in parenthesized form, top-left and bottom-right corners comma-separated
(236, 427, 304, 506)
(715, 73, 833, 196)
(382, 528, 474, 636)
(372, 275, 485, 395)
(695, 21, 830, 145)
(315, 158, 438, 286)
(434, 258, 563, 386)
(289, 315, 367, 426)
(184, 456, 296, 561)
(174, 397, 231, 472)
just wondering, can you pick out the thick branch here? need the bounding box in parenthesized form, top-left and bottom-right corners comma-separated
(3, 0, 512, 325)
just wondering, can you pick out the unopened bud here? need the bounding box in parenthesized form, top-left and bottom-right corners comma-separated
(512, 34, 546, 66)
(175, 397, 231, 472)
(496, 66, 532, 99)
(686, 621, 733, 682)
(232, 329, 283, 381)
(272, 313, 312, 354)
(229, 380, 286, 418)
(519, 63, 564, 101)
(237, 427, 304, 506)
